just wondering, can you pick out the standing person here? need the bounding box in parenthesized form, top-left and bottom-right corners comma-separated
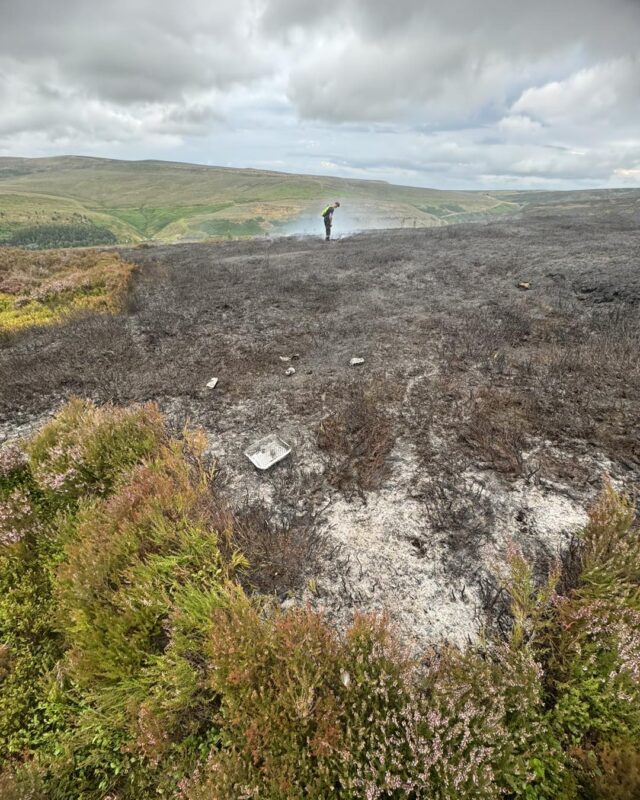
(321, 201, 340, 241)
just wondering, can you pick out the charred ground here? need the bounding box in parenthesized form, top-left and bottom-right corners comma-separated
(1, 205, 639, 646)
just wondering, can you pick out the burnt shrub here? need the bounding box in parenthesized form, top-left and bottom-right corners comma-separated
(228, 467, 335, 597)
(527, 304, 640, 466)
(459, 386, 534, 476)
(318, 380, 396, 495)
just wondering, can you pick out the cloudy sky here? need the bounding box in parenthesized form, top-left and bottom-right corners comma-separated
(1, 0, 639, 189)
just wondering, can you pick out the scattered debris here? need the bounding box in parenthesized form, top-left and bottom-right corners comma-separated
(285, 366, 296, 376)
(206, 377, 219, 390)
(291, 353, 300, 361)
(517, 282, 531, 290)
(350, 357, 365, 366)
(244, 433, 292, 470)
(279, 356, 291, 362)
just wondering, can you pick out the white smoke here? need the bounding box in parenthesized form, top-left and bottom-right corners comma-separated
(273, 202, 423, 238)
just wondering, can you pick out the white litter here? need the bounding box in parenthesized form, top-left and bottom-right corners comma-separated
(350, 357, 365, 366)
(285, 366, 296, 376)
(244, 434, 292, 470)
(279, 356, 291, 362)
(206, 377, 219, 389)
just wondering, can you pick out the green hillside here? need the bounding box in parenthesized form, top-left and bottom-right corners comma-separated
(0, 156, 638, 246)
(0, 156, 517, 245)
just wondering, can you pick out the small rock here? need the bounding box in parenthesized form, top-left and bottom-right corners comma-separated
(517, 281, 531, 290)
(206, 377, 218, 390)
(291, 353, 300, 361)
(350, 357, 365, 366)
(279, 356, 291, 362)
(285, 367, 296, 376)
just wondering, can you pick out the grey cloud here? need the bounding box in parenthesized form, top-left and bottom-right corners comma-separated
(0, 0, 639, 188)
(264, 0, 640, 55)
(152, 104, 222, 136)
(273, 0, 640, 124)
(287, 39, 518, 124)
(512, 57, 640, 127)
(0, 0, 265, 104)
(304, 124, 640, 186)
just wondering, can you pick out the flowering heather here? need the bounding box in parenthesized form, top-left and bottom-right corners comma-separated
(617, 614, 640, 683)
(32, 441, 82, 493)
(0, 247, 136, 331)
(0, 443, 27, 477)
(0, 487, 33, 545)
(28, 398, 166, 501)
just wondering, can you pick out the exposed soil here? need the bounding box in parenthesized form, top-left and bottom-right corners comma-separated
(1, 206, 639, 648)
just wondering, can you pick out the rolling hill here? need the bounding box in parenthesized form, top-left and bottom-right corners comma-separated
(0, 155, 638, 246)
(0, 155, 517, 245)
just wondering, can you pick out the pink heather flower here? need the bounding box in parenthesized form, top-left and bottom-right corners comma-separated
(39, 466, 79, 491)
(34, 442, 84, 493)
(0, 487, 32, 545)
(0, 443, 27, 476)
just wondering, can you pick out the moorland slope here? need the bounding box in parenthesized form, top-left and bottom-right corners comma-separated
(2, 155, 638, 245)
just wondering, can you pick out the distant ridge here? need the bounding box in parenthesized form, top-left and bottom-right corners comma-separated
(0, 155, 638, 245)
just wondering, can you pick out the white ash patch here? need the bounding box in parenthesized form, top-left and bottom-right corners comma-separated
(471, 471, 590, 556)
(308, 440, 595, 652)
(478, 473, 590, 583)
(312, 490, 480, 650)
(0, 411, 56, 446)
(310, 439, 481, 650)
(513, 486, 589, 551)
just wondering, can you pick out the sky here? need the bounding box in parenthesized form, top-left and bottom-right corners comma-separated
(1, 0, 639, 190)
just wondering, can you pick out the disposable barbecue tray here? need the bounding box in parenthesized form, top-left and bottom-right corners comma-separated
(244, 434, 291, 470)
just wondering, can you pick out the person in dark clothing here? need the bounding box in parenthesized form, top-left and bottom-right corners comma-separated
(321, 201, 340, 240)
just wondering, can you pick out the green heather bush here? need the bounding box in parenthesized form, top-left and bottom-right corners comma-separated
(1, 401, 639, 800)
(180, 601, 571, 799)
(27, 398, 166, 503)
(573, 740, 640, 800)
(181, 603, 415, 799)
(41, 442, 246, 798)
(545, 484, 640, 795)
(0, 401, 171, 793)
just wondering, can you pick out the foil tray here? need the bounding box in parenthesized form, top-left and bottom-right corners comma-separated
(244, 434, 291, 470)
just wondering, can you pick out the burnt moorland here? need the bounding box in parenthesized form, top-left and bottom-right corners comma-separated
(1, 202, 639, 645)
